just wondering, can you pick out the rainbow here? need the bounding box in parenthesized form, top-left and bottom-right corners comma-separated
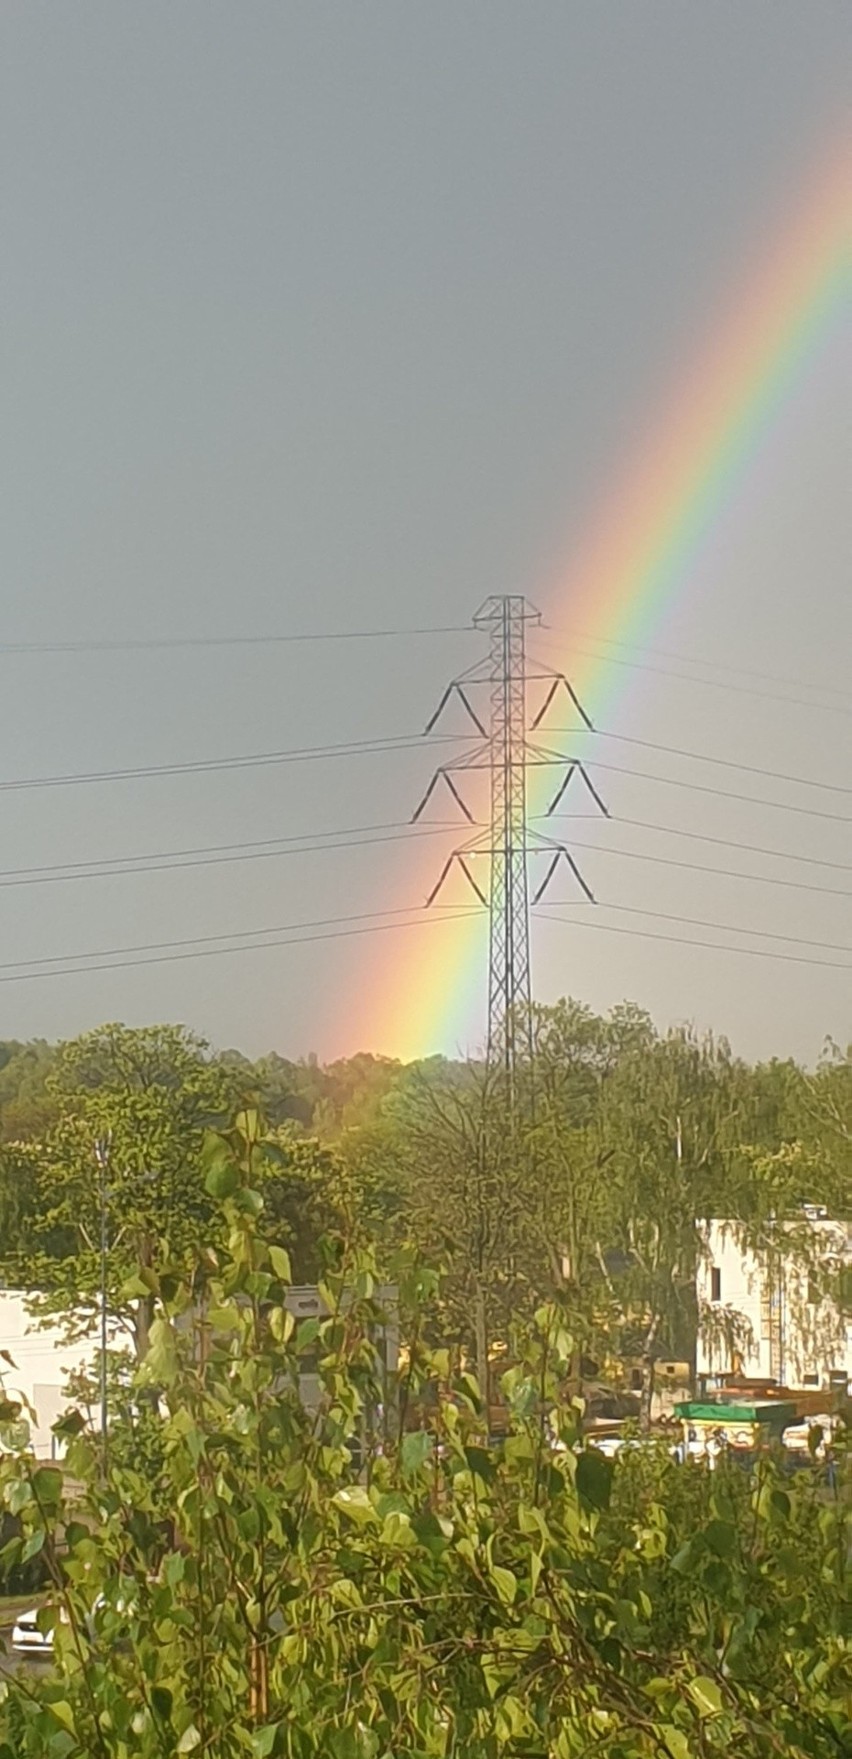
(347, 135, 851, 1060)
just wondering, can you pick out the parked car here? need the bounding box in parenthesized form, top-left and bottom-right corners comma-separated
(11, 1608, 54, 1656)
(11, 1590, 132, 1656)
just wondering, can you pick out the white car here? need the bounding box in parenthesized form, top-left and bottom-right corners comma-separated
(11, 1607, 54, 1655)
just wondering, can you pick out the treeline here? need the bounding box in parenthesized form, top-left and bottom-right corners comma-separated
(0, 1139, 846, 1758)
(0, 1008, 848, 1411)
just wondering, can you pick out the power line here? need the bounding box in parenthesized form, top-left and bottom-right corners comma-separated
(0, 905, 482, 985)
(0, 820, 469, 889)
(0, 624, 476, 654)
(546, 730, 852, 796)
(534, 908, 852, 972)
(541, 899, 851, 955)
(543, 626, 846, 703)
(3, 723, 845, 813)
(544, 835, 850, 898)
(0, 902, 480, 972)
(539, 752, 852, 823)
(541, 813, 852, 873)
(4, 895, 841, 977)
(0, 732, 464, 794)
(535, 634, 852, 716)
(1, 805, 847, 893)
(1, 893, 845, 987)
(3, 619, 843, 706)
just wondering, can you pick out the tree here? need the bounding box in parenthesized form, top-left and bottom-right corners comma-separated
(0, 1039, 58, 1142)
(0, 1023, 234, 1360)
(0, 1123, 847, 1758)
(593, 1026, 747, 1427)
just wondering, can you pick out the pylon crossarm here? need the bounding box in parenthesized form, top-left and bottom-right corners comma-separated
(564, 849, 596, 904)
(532, 845, 596, 905)
(545, 763, 576, 815)
(425, 851, 488, 908)
(441, 771, 477, 823)
(424, 681, 487, 736)
(532, 851, 562, 905)
(530, 676, 563, 730)
(424, 853, 459, 906)
(457, 858, 489, 907)
(563, 678, 595, 731)
(576, 763, 610, 817)
(411, 770, 445, 823)
(454, 685, 487, 735)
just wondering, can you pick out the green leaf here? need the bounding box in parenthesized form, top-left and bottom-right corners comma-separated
(204, 1156, 239, 1199)
(463, 1445, 495, 1484)
(177, 1728, 202, 1754)
(207, 1305, 242, 1331)
(268, 1244, 292, 1283)
(332, 1485, 378, 1526)
(32, 1466, 63, 1505)
(251, 1730, 277, 1758)
(144, 1316, 179, 1386)
(401, 1429, 433, 1478)
(658, 1727, 690, 1759)
(687, 1676, 724, 1717)
(21, 1528, 46, 1563)
(576, 1447, 613, 1511)
(46, 1699, 75, 1734)
(151, 1681, 173, 1723)
(704, 1518, 736, 1558)
(268, 1305, 295, 1344)
(489, 1563, 517, 1607)
(52, 1409, 86, 1441)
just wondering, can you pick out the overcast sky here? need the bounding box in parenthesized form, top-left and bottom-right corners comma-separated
(2, 3, 849, 1066)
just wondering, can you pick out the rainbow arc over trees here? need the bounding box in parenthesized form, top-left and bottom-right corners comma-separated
(350, 137, 851, 1060)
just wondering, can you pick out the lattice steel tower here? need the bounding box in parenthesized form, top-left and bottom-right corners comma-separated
(476, 595, 536, 1076)
(413, 595, 605, 1090)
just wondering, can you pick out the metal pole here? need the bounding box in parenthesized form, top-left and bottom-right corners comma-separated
(94, 1135, 111, 1469)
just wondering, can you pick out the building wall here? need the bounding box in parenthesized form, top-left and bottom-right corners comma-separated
(697, 1219, 851, 1392)
(0, 1291, 122, 1459)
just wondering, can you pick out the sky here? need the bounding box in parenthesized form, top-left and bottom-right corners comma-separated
(1, 2, 849, 1067)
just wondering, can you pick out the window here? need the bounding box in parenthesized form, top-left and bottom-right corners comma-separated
(630, 1368, 642, 1390)
(803, 1373, 819, 1387)
(807, 1276, 820, 1306)
(710, 1267, 721, 1303)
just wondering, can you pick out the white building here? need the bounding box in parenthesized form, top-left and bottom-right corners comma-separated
(0, 1291, 122, 1459)
(697, 1214, 851, 1394)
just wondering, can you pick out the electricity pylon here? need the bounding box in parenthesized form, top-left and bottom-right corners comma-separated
(413, 595, 607, 1090)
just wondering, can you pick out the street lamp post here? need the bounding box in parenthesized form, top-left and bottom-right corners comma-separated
(93, 1134, 112, 1469)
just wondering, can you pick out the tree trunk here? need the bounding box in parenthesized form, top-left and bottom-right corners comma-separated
(638, 1312, 662, 1434)
(474, 1277, 489, 1432)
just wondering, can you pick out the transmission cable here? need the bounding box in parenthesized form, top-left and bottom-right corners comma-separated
(3, 897, 841, 976)
(0, 732, 464, 794)
(0, 820, 469, 889)
(537, 899, 850, 955)
(4, 619, 844, 705)
(533, 909, 851, 971)
(542, 626, 846, 702)
(544, 835, 850, 898)
(0, 902, 483, 973)
(4, 732, 848, 820)
(0, 624, 476, 654)
(546, 730, 851, 795)
(539, 813, 852, 873)
(0, 906, 482, 986)
(539, 752, 852, 822)
(2, 814, 847, 893)
(2, 900, 845, 985)
(534, 635, 851, 716)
